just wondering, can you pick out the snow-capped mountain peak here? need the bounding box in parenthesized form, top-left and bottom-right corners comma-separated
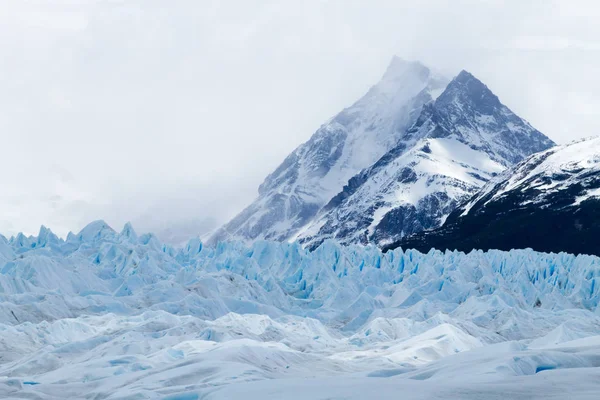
(210, 57, 448, 244)
(406, 70, 554, 165)
(375, 57, 440, 97)
(297, 70, 555, 248)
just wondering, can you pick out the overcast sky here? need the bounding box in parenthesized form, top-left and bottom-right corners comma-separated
(1, 0, 599, 239)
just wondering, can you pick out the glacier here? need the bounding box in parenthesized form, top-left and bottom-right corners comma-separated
(2, 221, 600, 399)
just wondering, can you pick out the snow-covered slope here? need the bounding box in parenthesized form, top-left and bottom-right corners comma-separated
(209, 57, 447, 244)
(297, 71, 554, 248)
(393, 136, 600, 256)
(2, 222, 600, 398)
(461, 136, 600, 211)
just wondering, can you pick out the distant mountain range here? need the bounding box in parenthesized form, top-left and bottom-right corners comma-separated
(210, 57, 555, 249)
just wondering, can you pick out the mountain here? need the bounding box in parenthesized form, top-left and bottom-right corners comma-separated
(297, 70, 555, 249)
(2, 221, 600, 398)
(209, 57, 447, 244)
(389, 136, 600, 256)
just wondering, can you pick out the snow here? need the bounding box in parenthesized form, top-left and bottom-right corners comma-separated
(2, 222, 600, 398)
(574, 187, 600, 206)
(296, 69, 553, 248)
(461, 136, 600, 215)
(299, 137, 506, 247)
(210, 58, 448, 244)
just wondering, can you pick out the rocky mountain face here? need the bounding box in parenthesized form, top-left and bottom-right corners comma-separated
(297, 71, 554, 249)
(209, 57, 447, 244)
(389, 137, 600, 256)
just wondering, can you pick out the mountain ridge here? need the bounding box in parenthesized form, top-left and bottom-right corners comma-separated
(389, 136, 600, 256)
(296, 69, 554, 249)
(209, 57, 448, 244)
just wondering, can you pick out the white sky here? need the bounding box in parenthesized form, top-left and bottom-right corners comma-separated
(1, 0, 599, 239)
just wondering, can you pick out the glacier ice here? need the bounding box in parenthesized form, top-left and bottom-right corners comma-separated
(1, 221, 600, 399)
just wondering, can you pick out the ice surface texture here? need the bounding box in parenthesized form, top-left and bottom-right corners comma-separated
(2, 223, 600, 398)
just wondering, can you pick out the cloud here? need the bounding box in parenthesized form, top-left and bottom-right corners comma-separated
(1, 0, 599, 239)
(512, 36, 600, 51)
